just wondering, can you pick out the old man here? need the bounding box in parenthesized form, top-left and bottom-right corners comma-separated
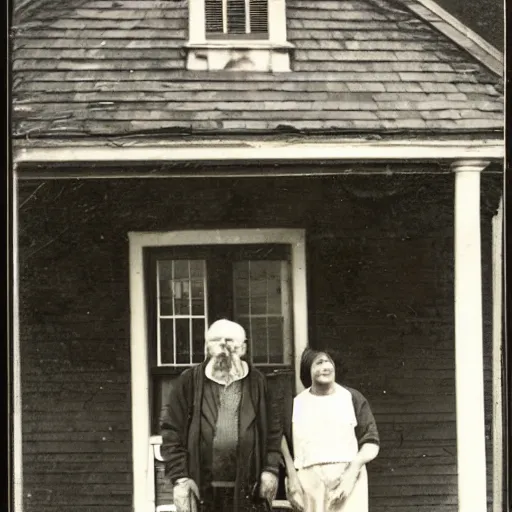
(160, 319, 282, 512)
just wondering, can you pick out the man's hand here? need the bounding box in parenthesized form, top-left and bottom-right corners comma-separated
(329, 465, 360, 508)
(285, 475, 305, 511)
(173, 478, 200, 512)
(259, 471, 278, 503)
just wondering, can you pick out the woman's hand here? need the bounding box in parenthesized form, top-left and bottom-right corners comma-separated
(285, 475, 305, 511)
(329, 464, 360, 508)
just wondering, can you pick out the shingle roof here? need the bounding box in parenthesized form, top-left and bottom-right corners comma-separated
(11, 0, 504, 138)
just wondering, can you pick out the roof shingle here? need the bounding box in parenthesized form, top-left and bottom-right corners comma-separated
(12, 0, 503, 137)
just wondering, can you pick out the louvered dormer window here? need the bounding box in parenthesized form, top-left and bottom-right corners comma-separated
(186, 0, 293, 72)
(205, 0, 269, 39)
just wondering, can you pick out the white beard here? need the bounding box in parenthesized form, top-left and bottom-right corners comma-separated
(210, 351, 244, 384)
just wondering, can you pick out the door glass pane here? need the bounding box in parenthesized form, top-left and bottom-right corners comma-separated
(160, 319, 175, 365)
(233, 263, 249, 314)
(175, 319, 190, 364)
(249, 261, 268, 315)
(190, 260, 204, 278)
(268, 317, 284, 363)
(266, 265, 282, 313)
(160, 299, 172, 316)
(173, 260, 189, 279)
(192, 318, 206, 363)
(233, 264, 249, 294)
(159, 264, 173, 316)
(251, 317, 268, 364)
(191, 280, 205, 315)
(235, 298, 250, 315)
(158, 261, 173, 281)
(173, 280, 190, 315)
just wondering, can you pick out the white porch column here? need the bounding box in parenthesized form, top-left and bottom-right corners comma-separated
(452, 159, 489, 512)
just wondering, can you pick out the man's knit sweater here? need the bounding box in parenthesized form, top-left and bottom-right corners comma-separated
(211, 381, 242, 481)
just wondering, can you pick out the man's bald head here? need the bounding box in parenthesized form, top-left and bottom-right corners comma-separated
(205, 319, 247, 363)
(206, 319, 246, 343)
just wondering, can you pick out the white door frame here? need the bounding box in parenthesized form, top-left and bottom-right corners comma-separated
(128, 228, 308, 512)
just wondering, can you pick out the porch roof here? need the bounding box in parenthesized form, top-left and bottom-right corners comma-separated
(12, 0, 503, 139)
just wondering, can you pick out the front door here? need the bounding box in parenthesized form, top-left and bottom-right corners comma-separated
(144, 243, 298, 508)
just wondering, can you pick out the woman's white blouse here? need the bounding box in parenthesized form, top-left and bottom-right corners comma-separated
(292, 383, 359, 469)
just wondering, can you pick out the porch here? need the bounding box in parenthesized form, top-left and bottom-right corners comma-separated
(116, 152, 502, 512)
(13, 140, 504, 512)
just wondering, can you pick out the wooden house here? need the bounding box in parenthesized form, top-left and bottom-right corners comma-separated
(11, 1, 504, 511)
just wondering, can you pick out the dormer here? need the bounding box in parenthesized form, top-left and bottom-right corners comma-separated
(186, 0, 294, 72)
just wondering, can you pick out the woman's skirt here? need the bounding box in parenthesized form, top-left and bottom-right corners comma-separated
(296, 463, 368, 512)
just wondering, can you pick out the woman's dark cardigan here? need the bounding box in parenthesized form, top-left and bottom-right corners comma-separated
(160, 361, 283, 511)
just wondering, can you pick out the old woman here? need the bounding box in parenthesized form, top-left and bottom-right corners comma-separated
(282, 348, 380, 512)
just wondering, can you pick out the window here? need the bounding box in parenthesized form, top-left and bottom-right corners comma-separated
(146, 244, 294, 439)
(205, 0, 269, 39)
(186, 0, 293, 71)
(146, 245, 293, 369)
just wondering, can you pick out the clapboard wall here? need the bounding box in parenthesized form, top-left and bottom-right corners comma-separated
(17, 170, 500, 512)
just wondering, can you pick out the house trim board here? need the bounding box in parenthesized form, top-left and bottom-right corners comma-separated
(13, 139, 504, 170)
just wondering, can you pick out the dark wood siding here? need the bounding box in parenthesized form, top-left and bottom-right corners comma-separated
(17, 171, 499, 512)
(308, 232, 458, 510)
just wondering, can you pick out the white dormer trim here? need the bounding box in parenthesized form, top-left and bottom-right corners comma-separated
(186, 0, 293, 72)
(188, 0, 206, 44)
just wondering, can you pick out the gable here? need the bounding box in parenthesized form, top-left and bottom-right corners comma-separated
(12, 0, 503, 138)
(430, 0, 503, 51)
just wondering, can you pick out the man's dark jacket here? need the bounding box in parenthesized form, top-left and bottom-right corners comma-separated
(160, 360, 283, 511)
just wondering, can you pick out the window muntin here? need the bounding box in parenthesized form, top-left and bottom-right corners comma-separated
(205, 0, 269, 39)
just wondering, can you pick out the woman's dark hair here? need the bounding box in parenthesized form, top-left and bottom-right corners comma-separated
(299, 347, 335, 388)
